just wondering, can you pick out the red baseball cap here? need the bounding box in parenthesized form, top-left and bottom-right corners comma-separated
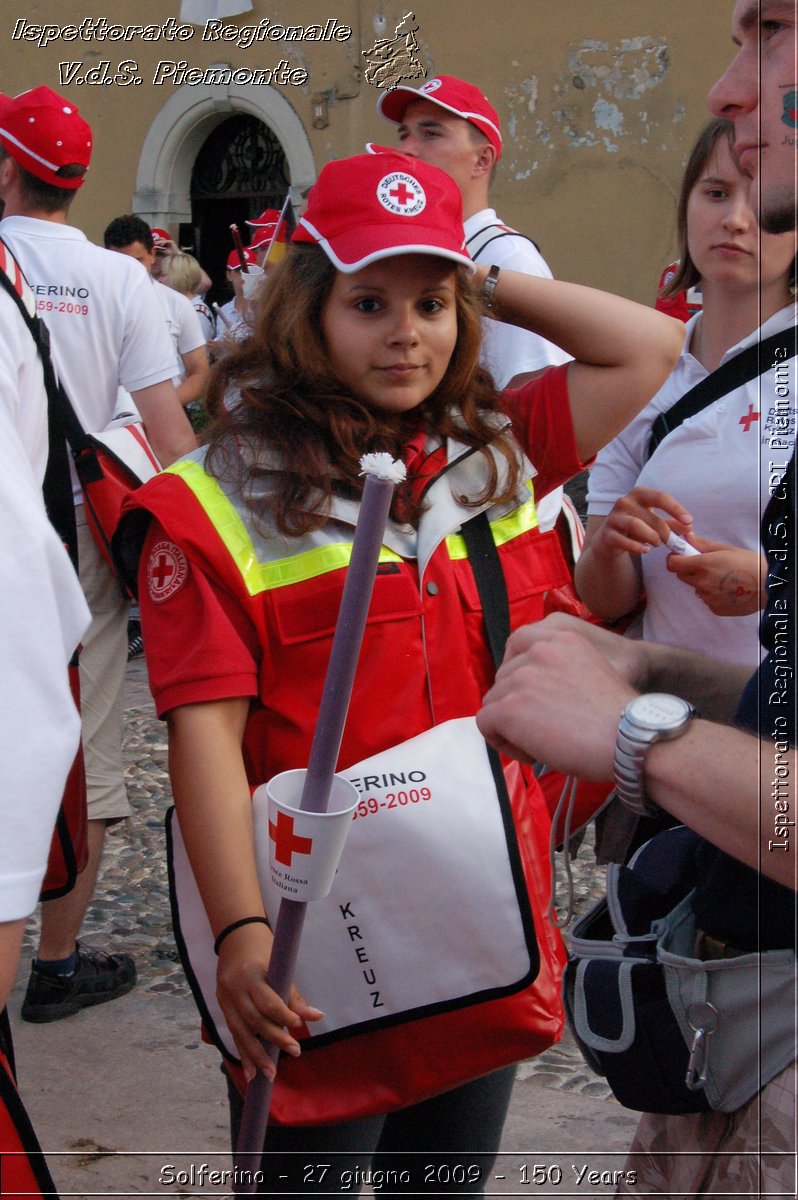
(246, 207, 287, 235)
(150, 227, 172, 247)
(248, 212, 287, 246)
(0, 86, 92, 189)
(377, 76, 502, 160)
(226, 247, 257, 271)
(251, 230, 287, 265)
(292, 151, 474, 274)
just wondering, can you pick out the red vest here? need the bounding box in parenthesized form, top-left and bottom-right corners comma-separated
(132, 442, 572, 785)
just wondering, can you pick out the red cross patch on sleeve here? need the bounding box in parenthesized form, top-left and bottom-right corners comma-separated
(148, 540, 189, 603)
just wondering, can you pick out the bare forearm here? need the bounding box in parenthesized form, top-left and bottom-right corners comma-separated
(478, 267, 681, 370)
(577, 495, 693, 619)
(175, 350, 209, 408)
(166, 699, 319, 1075)
(474, 266, 683, 461)
(477, 617, 794, 891)
(575, 540, 643, 621)
(133, 380, 198, 465)
(639, 642, 751, 723)
(175, 375, 205, 407)
(167, 699, 264, 936)
(646, 722, 796, 890)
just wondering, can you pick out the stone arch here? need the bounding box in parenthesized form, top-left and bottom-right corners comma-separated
(132, 76, 315, 230)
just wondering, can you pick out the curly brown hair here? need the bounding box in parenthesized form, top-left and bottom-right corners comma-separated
(205, 246, 524, 535)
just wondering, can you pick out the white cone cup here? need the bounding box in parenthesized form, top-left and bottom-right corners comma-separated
(252, 770, 358, 902)
(240, 265, 265, 299)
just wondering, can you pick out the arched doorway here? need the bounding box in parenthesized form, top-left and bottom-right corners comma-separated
(132, 81, 315, 301)
(191, 114, 290, 306)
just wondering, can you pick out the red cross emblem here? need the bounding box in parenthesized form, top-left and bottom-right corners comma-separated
(148, 540, 188, 603)
(377, 172, 426, 216)
(389, 181, 414, 207)
(269, 811, 313, 867)
(152, 554, 175, 589)
(739, 404, 760, 432)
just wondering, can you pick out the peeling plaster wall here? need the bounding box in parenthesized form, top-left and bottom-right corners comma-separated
(0, 0, 733, 302)
(526, 36, 673, 157)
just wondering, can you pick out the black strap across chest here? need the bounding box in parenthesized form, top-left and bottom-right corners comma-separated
(647, 324, 798, 460)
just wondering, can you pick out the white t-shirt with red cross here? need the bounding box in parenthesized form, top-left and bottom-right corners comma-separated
(587, 306, 797, 666)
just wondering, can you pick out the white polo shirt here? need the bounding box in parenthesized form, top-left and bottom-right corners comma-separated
(464, 208, 571, 387)
(587, 305, 797, 666)
(0, 308, 89, 918)
(464, 208, 572, 534)
(154, 279, 206, 382)
(0, 286, 48, 483)
(0, 216, 177, 434)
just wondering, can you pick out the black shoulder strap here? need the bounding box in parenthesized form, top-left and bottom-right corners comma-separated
(647, 324, 798, 460)
(466, 221, 541, 262)
(460, 510, 510, 670)
(0, 238, 86, 568)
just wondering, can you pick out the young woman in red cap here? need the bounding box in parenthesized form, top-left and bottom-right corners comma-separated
(124, 151, 682, 1191)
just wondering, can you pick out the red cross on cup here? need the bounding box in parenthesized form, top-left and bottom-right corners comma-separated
(268, 810, 313, 867)
(254, 769, 358, 901)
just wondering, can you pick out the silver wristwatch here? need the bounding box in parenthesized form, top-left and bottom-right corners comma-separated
(614, 693, 696, 818)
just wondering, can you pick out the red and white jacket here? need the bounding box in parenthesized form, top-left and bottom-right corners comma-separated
(128, 367, 584, 785)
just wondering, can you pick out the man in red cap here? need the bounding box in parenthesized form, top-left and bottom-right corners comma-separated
(148, 226, 178, 281)
(103, 214, 209, 411)
(216, 245, 258, 344)
(377, 74, 580, 552)
(245, 207, 288, 270)
(0, 85, 196, 1023)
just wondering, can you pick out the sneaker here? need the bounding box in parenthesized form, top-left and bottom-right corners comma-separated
(21, 944, 137, 1023)
(127, 619, 144, 660)
(127, 633, 144, 660)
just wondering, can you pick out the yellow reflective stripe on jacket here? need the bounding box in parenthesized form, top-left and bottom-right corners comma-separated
(166, 461, 538, 590)
(165, 459, 401, 594)
(446, 482, 539, 560)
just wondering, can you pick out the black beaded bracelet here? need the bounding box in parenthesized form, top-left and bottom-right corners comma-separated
(213, 915, 270, 955)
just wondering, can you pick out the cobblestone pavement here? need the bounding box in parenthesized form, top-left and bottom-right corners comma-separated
(24, 656, 612, 1100)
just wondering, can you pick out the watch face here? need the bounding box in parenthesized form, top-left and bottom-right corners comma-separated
(627, 693, 693, 731)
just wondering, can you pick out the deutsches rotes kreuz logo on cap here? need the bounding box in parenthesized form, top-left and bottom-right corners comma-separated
(377, 172, 426, 216)
(420, 78, 442, 94)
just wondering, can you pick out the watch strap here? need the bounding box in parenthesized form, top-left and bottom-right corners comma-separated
(613, 696, 695, 819)
(614, 719, 660, 818)
(481, 264, 500, 310)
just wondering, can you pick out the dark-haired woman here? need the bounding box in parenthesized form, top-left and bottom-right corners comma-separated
(576, 118, 797, 668)
(126, 151, 681, 1191)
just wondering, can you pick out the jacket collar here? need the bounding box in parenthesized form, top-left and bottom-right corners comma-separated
(201, 419, 536, 578)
